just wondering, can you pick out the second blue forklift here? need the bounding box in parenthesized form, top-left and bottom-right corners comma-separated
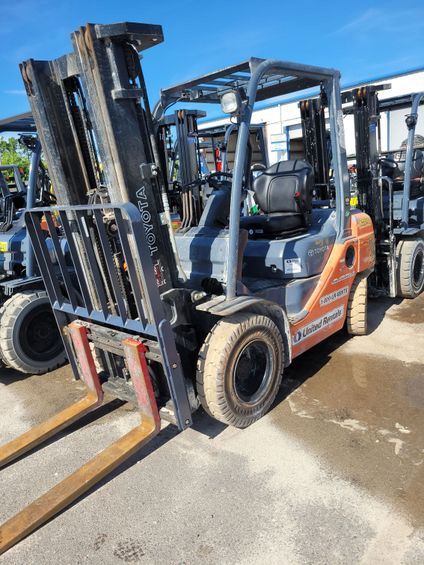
(0, 113, 65, 373)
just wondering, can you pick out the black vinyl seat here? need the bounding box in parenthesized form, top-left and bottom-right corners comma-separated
(382, 149, 424, 198)
(240, 159, 314, 236)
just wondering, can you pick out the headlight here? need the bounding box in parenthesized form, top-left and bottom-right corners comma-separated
(220, 90, 241, 114)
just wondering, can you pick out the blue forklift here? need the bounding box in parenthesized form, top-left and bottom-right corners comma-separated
(0, 112, 65, 373)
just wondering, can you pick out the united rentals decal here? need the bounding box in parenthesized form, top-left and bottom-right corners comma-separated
(331, 271, 355, 285)
(319, 286, 349, 307)
(292, 305, 345, 345)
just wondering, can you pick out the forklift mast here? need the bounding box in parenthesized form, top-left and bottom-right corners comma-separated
(347, 86, 382, 222)
(301, 84, 389, 222)
(159, 109, 206, 229)
(299, 92, 330, 200)
(21, 22, 178, 292)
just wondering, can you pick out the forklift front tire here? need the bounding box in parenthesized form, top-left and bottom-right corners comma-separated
(346, 276, 368, 336)
(0, 291, 66, 374)
(396, 238, 424, 299)
(196, 312, 284, 428)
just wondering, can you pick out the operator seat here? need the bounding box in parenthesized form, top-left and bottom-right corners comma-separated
(240, 159, 313, 236)
(382, 148, 424, 198)
(397, 148, 424, 197)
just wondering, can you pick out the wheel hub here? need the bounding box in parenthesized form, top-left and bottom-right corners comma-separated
(234, 340, 273, 404)
(19, 306, 63, 362)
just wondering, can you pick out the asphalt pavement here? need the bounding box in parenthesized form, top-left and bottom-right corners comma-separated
(1, 294, 423, 564)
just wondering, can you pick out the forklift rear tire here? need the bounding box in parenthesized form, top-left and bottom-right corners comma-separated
(196, 312, 284, 428)
(396, 238, 424, 298)
(0, 291, 66, 374)
(346, 276, 368, 336)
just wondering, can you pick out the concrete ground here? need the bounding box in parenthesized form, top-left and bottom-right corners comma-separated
(0, 295, 423, 564)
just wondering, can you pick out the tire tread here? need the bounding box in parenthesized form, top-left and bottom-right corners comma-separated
(346, 276, 368, 336)
(396, 238, 424, 298)
(196, 313, 284, 428)
(0, 290, 65, 374)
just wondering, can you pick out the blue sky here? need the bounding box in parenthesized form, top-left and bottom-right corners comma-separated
(1, 0, 423, 119)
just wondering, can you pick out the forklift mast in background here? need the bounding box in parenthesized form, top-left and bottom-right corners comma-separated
(343, 85, 389, 228)
(158, 109, 206, 229)
(300, 91, 330, 200)
(300, 84, 389, 216)
(21, 22, 178, 292)
(301, 82, 424, 298)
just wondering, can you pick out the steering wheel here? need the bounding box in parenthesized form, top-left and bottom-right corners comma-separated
(379, 157, 397, 169)
(206, 171, 233, 190)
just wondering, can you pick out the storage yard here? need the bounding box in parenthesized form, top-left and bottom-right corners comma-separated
(1, 294, 423, 563)
(0, 11, 423, 563)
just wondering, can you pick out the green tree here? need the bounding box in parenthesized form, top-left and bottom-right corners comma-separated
(0, 137, 32, 181)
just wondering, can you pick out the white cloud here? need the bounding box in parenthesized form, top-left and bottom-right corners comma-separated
(3, 89, 26, 96)
(332, 8, 424, 36)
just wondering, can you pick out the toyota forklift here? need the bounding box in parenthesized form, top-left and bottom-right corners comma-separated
(0, 22, 374, 554)
(300, 86, 424, 298)
(0, 113, 66, 373)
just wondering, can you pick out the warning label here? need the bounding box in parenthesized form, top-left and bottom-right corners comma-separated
(293, 305, 345, 345)
(319, 286, 349, 307)
(284, 258, 302, 274)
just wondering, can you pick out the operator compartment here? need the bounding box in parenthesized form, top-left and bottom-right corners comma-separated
(174, 157, 337, 317)
(175, 159, 337, 286)
(381, 145, 424, 198)
(381, 142, 424, 224)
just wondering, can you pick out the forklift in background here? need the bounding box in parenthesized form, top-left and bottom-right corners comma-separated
(196, 123, 268, 173)
(300, 86, 424, 298)
(0, 22, 375, 553)
(161, 110, 268, 231)
(0, 113, 65, 373)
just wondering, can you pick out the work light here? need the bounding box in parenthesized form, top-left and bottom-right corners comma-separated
(220, 90, 242, 114)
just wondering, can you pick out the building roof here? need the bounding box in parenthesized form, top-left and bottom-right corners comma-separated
(0, 111, 36, 133)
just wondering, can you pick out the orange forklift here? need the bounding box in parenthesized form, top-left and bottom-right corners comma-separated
(0, 22, 374, 554)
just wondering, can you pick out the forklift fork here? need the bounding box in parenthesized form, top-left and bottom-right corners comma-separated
(0, 322, 160, 555)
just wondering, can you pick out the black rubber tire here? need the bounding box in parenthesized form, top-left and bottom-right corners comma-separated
(0, 290, 66, 374)
(396, 238, 424, 299)
(196, 313, 284, 428)
(0, 300, 6, 368)
(346, 276, 368, 336)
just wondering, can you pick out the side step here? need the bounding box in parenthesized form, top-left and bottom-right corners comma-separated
(0, 322, 160, 555)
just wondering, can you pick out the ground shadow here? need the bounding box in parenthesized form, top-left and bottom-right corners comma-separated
(271, 295, 405, 408)
(191, 408, 227, 438)
(367, 296, 403, 334)
(271, 327, 348, 411)
(0, 366, 34, 385)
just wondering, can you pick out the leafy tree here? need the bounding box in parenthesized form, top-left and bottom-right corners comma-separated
(0, 137, 32, 181)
